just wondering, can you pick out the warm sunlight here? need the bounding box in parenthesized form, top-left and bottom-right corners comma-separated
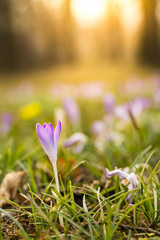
(46, 0, 141, 31)
(71, 0, 107, 26)
(120, 0, 142, 32)
(45, 0, 63, 10)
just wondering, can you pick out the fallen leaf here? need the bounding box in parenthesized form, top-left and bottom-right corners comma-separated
(0, 171, 25, 206)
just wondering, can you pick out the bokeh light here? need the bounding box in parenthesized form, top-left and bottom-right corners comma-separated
(71, 0, 107, 26)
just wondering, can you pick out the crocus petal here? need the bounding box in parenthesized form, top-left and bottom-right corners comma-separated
(127, 173, 138, 188)
(36, 123, 54, 159)
(106, 169, 128, 180)
(63, 98, 80, 123)
(63, 132, 87, 153)
(74, 145, 84, 153)
(54, 120, 61, 147)
(104, 93, 115, 114)
(43, 123, 47, 128)
(106, 168, 139, 204)
(155, 88, 160, 105)
(91, 120, 105, 136)
(64, 132, 87, 147)
(126, 191, 133, 203)
(36, 123, 49, 145)
(114, 104, 130, 121)
(46, 123, 54, 140)
(1, 113, 12, 134)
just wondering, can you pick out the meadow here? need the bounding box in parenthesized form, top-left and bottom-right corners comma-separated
(0, 63, 160, 239)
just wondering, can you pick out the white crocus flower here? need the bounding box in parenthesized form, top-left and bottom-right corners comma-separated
(106, 168, 139, 203)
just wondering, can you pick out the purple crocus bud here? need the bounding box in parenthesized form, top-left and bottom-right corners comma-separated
(63, 98, 80, 123)
(104, 93, 115, 114)
(36, 121, 61, 192)
(106, 168, 138, 203)
(1, 113, 12, 134)
(63, 132, 87, 153)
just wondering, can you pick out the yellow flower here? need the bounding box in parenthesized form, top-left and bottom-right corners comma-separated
(19, 102, 42, 120)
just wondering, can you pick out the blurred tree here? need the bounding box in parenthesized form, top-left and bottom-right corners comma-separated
(0, 0, 46, 71)
(0, 0, 15, 70)
(59, 0, 76, 62)
(98, 0, 125, 60)
(0, 0, 76, 72)
(138, 0, 160, 65)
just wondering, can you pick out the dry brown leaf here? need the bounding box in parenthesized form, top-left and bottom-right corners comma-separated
(0, 171, 26, 206)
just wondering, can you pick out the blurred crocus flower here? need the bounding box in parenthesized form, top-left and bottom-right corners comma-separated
(6, 82, 34, 103)
(1, 113, 12, 134)
(115, 97, 150, 121)
(93, 130, 124, 152)
(106, 131, 124, 145)
(104, 93, 115, 114)
(77, 81, 104, 99)
(63, 132, 87, 153)
(106, 168, 139, 203)
(114, 104, 130, 121)
(154, 87, 160, 106)
(131, 97, 150, 113)
(91, 120, 105, 136)
(50, 82, 72, 99)
(36, 121, 61, 192)
(63, 98, 80, 124)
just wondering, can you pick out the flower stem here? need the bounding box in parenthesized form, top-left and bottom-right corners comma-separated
(51, 160, 64, 227)
(52, 160, 60, 193)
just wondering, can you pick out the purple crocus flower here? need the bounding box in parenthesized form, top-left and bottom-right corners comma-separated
(1, 113, 12, 134)
(63, 132, 87, 153)
(106, 169, 139, 203)
(104, 93, 115, 114)
(36, 121, 61, 192)
(63, 98, 80, 124)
